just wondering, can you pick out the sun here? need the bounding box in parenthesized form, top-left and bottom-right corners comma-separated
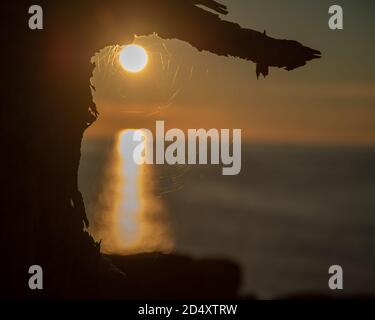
(119, 44, 148, 73)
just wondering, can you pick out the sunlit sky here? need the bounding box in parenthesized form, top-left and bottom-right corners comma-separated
(87, 0, 375, 145)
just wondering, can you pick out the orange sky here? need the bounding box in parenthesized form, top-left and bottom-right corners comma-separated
(86, 4, 375, 147)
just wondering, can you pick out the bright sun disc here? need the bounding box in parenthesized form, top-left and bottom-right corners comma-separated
(119, 44, 148, 73)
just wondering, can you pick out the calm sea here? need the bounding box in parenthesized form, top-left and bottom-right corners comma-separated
(78, 136, 375, 298)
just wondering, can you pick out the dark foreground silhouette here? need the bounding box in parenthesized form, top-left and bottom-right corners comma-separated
(1, 1, 321, 299)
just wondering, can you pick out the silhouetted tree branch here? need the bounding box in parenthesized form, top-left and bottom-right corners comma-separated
(104, 0, 321, 78)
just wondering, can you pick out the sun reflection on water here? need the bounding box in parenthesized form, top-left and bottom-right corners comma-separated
(94, 129, 173, 254)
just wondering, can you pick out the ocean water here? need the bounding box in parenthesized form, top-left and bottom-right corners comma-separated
(78, 136, 375, 298)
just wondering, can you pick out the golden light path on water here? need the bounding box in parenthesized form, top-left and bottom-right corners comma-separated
(95, 129, 174, 254)
(117, 130, 143, 245)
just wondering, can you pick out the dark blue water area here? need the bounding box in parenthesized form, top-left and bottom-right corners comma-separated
(79, 139, 375, 298)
